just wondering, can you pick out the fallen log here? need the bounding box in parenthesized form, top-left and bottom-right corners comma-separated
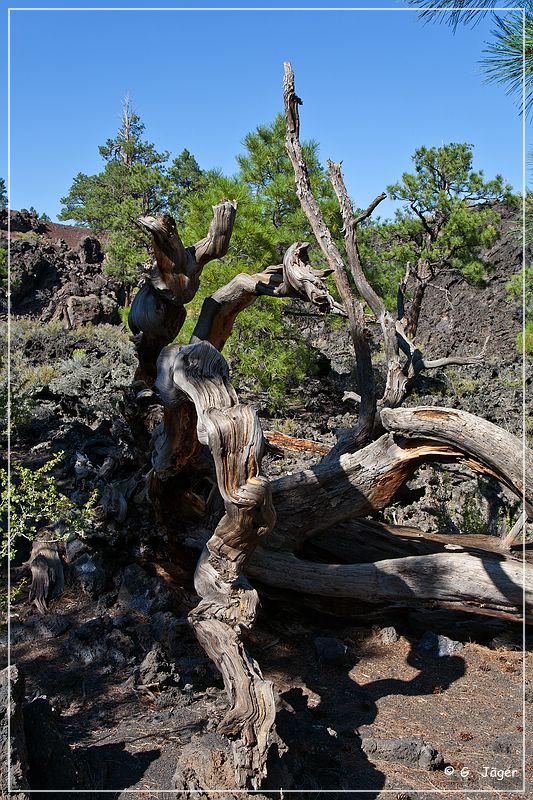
(247, 549, 531, 616)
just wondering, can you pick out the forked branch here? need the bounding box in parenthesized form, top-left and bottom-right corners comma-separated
(192, 242, 344, 351)
(128, 200, 236, 384)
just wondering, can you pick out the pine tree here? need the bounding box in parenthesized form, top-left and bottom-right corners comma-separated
(359, 143, 511, 334)
(167, 149, 206, 225)
(59, 97, 169, 295)
(173, 115, 342, 407)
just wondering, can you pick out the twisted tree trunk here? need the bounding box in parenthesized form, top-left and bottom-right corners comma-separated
(131, 218, 347, 786)
(117, 64, 531, 792)
(155, 340, 276, 786)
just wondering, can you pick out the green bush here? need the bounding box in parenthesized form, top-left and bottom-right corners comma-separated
(517, 318, 533, 355)
(225, 301, 321, 411)
(0, 452, 98, 561)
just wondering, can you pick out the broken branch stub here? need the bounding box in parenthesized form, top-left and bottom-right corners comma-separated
(128, 201, 236, 385)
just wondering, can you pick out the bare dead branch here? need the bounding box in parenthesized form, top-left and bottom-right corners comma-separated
(380, 406, 533, 518)
(192, 242, 344, 351)
(283, 61, 376, 447)
(247, 549, 530, 616)
(501, 510, 526, 550)
(326, 161, 386, 321)
(263, 430, 330, 455)
(422, 336, 490, 369)
(128, 201, 236, 386)
(354, 192, 387, 226)
(191, 199, 237, 268)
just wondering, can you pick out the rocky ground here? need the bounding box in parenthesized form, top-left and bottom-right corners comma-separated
(0, 205, 531, 798)
(1, 208, 124, 327)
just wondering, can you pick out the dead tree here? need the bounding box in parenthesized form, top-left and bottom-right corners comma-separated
(125, 65, 531, 789)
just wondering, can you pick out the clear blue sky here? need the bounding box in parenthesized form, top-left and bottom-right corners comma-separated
(2, 2, 525, 222)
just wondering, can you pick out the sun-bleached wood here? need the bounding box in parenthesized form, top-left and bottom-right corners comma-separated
(128, 201, 236, 384)
(247, 549, 530, 616)
(155, 339, 276, 787)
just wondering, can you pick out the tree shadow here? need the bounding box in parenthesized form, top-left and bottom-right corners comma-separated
(260, 629, 465, 799)
(83, 741, 161, 792)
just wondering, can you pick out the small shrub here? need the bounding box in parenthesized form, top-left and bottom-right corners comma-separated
(517, 319, 533, 356)
(0, 452, 97, 561)
(459, 493, 486, 535)
(15, 231, 40, 243)
(118, 305, 131, 330)
(447, 369, 479, 397)
(72, 348, 87, 362)
(279, 418, 296, 435)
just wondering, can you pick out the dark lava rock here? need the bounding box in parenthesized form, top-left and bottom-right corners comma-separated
(175, 655, 223, 691)
(418, 632, 463, 658)
(490, 631, 522, 651)
(65, 533, 87, 563)
(149, 611, 188, 659)
(1, 210, 124, 324)
(0, 665, 30, 798)
(78, 235, 103, 265)
(23, 697, 91, 790)
(70, 553, 107, 598)
(118, 563, 175, 615)
(361, 735, 444, 770)
(106, 628, 137, 666)
(138, 645, 180, 688)
(313, 636, 347, 664)
(9, 614, 71, 645)
(66, 616, 136, 668)
(0, 207, 40, 233)
(75, 616, 109, 641)
(379, 626, 399, 644)
(154, 686, 191, 708)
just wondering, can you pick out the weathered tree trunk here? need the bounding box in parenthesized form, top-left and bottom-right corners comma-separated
(264, 407, 529, 552)
(381, 406, 532, 517)
(129, 201, 237, 386)
(116, 64, 531, 792)
(247, 549, 531, 617)
(155, 340, 276, 786)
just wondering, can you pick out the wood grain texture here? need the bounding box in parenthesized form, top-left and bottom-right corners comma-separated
(155, 340, 276, 787)
(128, 201, 236, 385)
(247, 549, 530, 615)
(381, 406, 532, 517)
(192, 242, 344, 352)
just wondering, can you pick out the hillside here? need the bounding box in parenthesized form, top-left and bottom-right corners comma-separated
(0, 209, 123, 326)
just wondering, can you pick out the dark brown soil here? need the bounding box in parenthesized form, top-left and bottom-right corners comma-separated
(5, 580, 531, 798)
